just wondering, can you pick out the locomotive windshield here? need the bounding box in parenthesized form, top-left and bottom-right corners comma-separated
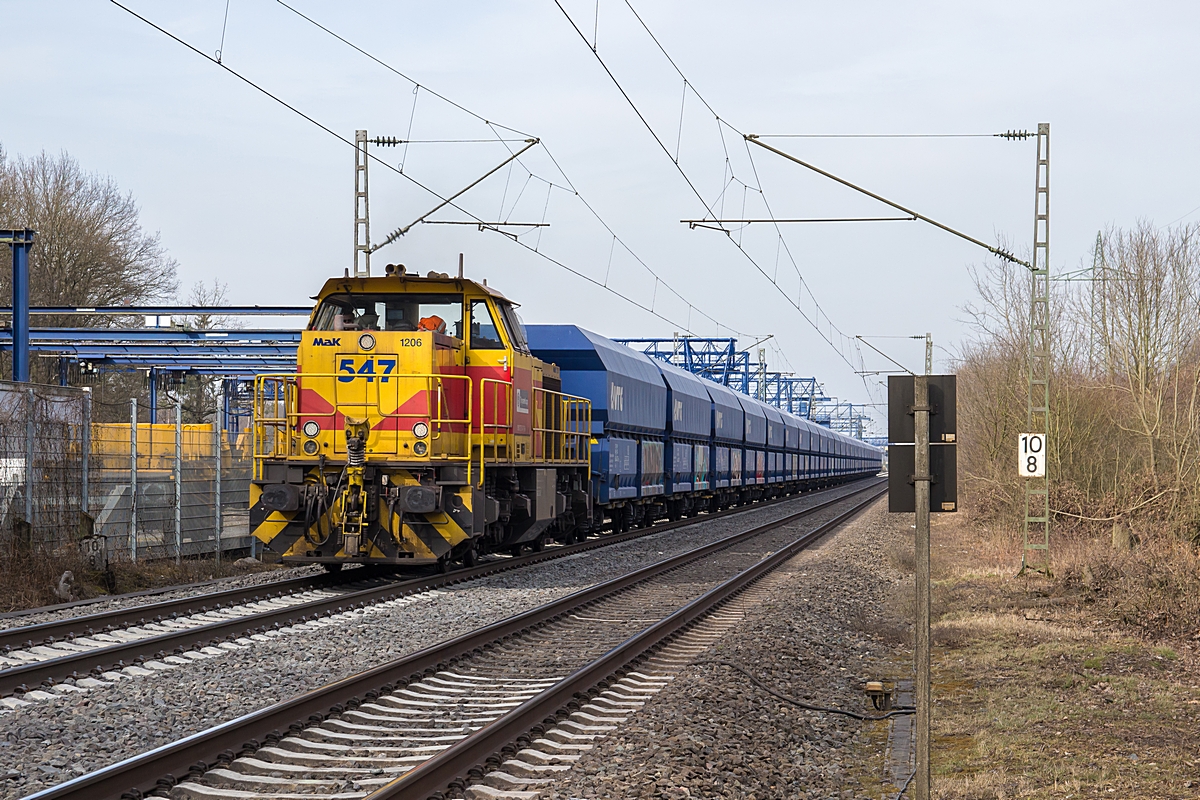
(311, 293, 463, 336)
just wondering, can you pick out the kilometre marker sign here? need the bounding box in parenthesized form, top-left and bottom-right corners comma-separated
(1019, 433, 1046, 478)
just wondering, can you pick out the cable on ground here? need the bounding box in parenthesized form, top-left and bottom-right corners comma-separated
(693, 659, 915, 721)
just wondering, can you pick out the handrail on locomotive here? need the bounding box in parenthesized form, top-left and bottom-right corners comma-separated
(252, 373, 592, 488)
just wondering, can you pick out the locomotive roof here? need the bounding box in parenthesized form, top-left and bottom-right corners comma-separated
(311, 271, 514, 303)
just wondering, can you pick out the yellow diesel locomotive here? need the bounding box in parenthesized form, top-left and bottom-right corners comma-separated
(250, 265, 591, 569)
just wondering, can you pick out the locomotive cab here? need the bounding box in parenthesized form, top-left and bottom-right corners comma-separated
(250, 268, 592, 568)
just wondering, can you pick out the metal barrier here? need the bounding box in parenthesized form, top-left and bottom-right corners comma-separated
(253, 372, 475, 475)
(90, 401, 252, 565)
(255, 373, 591, 494)
(0, 381, 250, 566)
(0, 381, 89, 555)
(533, 387, 591, 465)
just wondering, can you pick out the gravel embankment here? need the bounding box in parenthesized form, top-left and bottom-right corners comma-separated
(543, 498, 911, 800)
(0, 483, 877, 798)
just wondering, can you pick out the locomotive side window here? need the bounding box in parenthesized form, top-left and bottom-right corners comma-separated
(312, 293, 463, 338)
(497, 302, 529, 353)
(469, 299, 505, 350)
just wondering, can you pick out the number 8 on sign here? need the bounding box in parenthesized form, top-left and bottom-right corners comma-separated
(1019, 433, 1046, 478)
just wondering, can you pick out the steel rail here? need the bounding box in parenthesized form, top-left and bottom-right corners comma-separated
(25, 480, 883, 800)
(0, 478, 877, 696)
(1, 477, 863, 635)
(0, 567, 393, 651)
(0, 570, 331, 622)
(373, 483, 886, 799)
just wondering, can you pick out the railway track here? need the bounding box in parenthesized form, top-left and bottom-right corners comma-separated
(26, 480, 885, 800)
(0, 480, 874, 700)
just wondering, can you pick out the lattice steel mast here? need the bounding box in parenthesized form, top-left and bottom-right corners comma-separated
(1022, 123, 1051, 574)
(1089, 231, 1105, 371)
(353, 130, 371, 277)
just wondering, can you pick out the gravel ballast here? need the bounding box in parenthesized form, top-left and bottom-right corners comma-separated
(0, 482, 877, 798)
(542, 497, 912, 800)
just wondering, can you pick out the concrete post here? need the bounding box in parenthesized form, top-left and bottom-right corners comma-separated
(914, 374, 931, 800)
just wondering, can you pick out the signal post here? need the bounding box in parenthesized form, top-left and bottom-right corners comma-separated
(889, 373, 957, 800)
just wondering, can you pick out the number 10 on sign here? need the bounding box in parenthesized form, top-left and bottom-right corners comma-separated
(1019, 433, 1046, 477)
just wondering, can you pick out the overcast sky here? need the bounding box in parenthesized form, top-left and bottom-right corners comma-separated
(6, 1, 1199, 433)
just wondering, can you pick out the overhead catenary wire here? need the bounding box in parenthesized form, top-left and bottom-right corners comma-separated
(744, 136, 1031, 268)
(855, 336, 915, 376)
(269, 0, 758, 339)
(272, 0, 532, 139)
(107, 1, 476, 227)
(751, 133, 1008, 139)
(554, 0, 873, 380)
(371, 139, 541, 253)
(107, 0, 754, 339)
(562, 0, 1029, 430)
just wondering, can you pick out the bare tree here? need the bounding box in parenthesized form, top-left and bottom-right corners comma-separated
(162, 280, 236, 424)
(0, 146, 178, 313)
(0, 145, 179, 405)
(959, 220, 1200, 541)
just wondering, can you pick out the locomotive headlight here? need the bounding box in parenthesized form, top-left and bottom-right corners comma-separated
(302, 420, 321, 438)
(302, 440, 319, 455)
(413, 441, 428, 456)
(412, 421, 429, 439)
(358, 333, 376, 351)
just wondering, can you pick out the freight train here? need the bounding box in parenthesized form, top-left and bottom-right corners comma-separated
(249, 267, 883, 569)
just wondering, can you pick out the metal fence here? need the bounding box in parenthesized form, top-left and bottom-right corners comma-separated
(0, 382, 88, 554)
(0, 380, 254, 566)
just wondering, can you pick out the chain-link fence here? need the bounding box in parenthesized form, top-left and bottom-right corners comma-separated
(0, 382, 88, 555)
(0, 380, 254, 567)
(90, 400, 254, 565)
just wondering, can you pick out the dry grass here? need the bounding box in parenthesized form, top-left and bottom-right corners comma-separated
(923, 512, 1200, 799)
(0, 550, 281, 613)
(0, 549, 85, 612)
(1053, 534, 1200, 640)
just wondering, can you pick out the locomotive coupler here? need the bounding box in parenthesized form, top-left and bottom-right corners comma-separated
(340, 417, 372, 555)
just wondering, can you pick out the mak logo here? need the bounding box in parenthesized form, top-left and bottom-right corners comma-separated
(609, 383, 624, 412)
(312, 337, 342, 347)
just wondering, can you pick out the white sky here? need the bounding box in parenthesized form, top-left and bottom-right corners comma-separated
(6, 1, 1200, 434)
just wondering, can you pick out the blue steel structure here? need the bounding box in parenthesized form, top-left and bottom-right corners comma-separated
(0, 306, 874, 437)
(616, 336, 871, 437)
(1, 229, 36, 382)
(0, 305, 308, 425)
(615, 337, 825, 416)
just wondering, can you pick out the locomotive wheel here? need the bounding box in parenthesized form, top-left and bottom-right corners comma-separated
(437, 558, 450, 574)
(531, 538, 546, 552)
(462, 545, 478, 568)
(322, 563, 343, 573)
